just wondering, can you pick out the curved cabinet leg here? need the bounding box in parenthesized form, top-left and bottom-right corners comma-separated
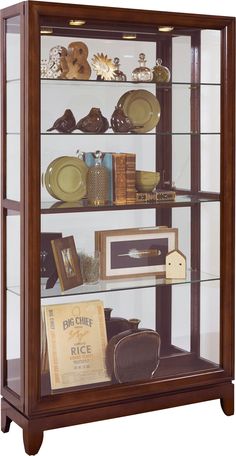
(23, 427, 44, 455)
(1, 408, 12, 433)
(220, 384, 234, 416)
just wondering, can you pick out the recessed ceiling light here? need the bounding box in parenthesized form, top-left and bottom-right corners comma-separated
(40, 27, 53, 35)
(122, 33, 137, 40)
(158, 26, 174, 32)
(69, 19, 86, 26)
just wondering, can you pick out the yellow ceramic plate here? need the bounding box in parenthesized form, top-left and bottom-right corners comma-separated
(45, 156, 88, 202)
(117, 90, 134, 110)
(44, 157, 66, 199)
(118, 89, 161, 133)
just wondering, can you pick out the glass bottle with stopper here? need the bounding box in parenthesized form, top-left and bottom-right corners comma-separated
(132, 53, 152, 82)
(87, 150, 109, 206)
(112, 57, 127, 81)
(152, 58, 171, 83)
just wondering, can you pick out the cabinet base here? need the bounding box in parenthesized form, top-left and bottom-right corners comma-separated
(1, 381, 234, 455)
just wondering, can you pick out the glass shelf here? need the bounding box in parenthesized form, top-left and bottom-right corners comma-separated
(40, 79, 221, 87)
(6, 78, 221, 87)
(41, 194, 220, 214)
(7, 269, 219, 299)
(7, 131, 221, 136)
(41, 131, 221, 136)
(7, 78, 221, 87)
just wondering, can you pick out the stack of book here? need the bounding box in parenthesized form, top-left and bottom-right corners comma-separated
(83, 152, 136, 205)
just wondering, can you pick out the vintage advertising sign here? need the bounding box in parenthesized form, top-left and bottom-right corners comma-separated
(44, 300, 109, 389)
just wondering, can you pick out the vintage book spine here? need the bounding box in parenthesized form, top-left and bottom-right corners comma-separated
(44, 300, 110, 390)
(125, 153, 136, 204)
(112, 153, 127, 205)
(136, 190, 176, 203)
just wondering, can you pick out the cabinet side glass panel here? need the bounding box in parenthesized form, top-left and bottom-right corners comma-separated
(6, 213, 21, 395)
(200, 202, 220, 365)
(4, 15, 22, 397)
(6, 16, 21, 201)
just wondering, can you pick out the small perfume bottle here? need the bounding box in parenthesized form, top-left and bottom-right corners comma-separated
(87, 151, 109, 206)
(132, 53, 152, 82)
(113, 57, 127, 81)
(152, 58, 171, 83)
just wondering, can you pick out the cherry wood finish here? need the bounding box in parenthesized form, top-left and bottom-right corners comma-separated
(1, 381, 234, 455)
(0, 2, 235, 454)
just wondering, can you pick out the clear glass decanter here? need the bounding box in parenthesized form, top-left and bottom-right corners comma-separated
(113, 57, 127, 81)
(152, 58, 171, 83)
(132, 53, 152, 82)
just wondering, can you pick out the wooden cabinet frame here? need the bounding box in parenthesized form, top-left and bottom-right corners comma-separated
(0, 2, 235, 455)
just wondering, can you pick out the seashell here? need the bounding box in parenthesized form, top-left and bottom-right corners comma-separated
(47, 109, 76, 133)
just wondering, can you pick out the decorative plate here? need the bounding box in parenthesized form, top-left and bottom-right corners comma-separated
(118, 89, 161, 133)
(44, 157, 88, 202)
(44, 157, 65, 199)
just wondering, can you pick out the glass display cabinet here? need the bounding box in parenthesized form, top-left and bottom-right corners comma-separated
(0, 1, 235, 454)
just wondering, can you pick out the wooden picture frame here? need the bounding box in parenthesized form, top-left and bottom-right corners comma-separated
(95, 227, 178, 280)
(41, 232, 62, 289)
(51, 236, 83, 291)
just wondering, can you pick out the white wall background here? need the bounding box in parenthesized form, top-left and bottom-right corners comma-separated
(0, 1, 235, 456)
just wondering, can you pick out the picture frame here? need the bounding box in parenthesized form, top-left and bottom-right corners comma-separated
(51, 236, 83, 291)
(95, 227, 178, 280)
(41, 232, 62, 289)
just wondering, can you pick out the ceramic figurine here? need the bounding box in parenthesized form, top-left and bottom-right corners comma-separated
(106, 319, 161, 383)
(60, 41, 91, 80)
(76, 107, 109, 133)
(47, 109, 76, 133)
(41, 45, 67, 79)
(110, 106, 134, 132)
(165, 249, 186, 279)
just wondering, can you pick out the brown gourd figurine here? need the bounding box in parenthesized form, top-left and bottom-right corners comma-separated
(76, 107, 109, 133)
(111, 106, 134, 133)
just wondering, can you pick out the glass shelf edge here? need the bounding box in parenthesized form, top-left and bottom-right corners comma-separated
(41, 79, 221, 87)
(7, 272, 219, 299)
(6, 132, 221, 136)
(40, 132, 221, 136)
(41, 195, 220, 214)
(6, 79, 221, 87)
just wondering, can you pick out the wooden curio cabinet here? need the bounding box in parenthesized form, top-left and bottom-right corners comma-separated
(0, 1, 235, 454)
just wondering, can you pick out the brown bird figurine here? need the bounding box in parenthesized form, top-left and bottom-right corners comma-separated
(47, 109, 76, 133)
(76, 107, 109, 133)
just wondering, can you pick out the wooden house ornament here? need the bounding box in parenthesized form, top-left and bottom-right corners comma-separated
(165, 249, 186, 279)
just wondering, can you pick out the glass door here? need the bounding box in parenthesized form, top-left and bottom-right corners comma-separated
(38, 13, 222, 401)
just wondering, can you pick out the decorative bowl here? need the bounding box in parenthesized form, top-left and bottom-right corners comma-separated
(135, 170, 160, 192)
